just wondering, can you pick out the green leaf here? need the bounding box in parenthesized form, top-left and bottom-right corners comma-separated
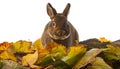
(73, 48, 102, 69)
(103, 45, 120, 61)
(53, 59, 71, 69)
(37, 42, 67, 66)
(50, 44, 67, 59)
(37, 55, 54, 66)
(62, 45, 86, 67)
(37, 55, 71, 69)
(87, 57, 112, 69)
(0, 61, 3, 69)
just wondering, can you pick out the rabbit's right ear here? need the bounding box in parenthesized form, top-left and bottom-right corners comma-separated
(63, 3, 71, 17)
(47, 3, 57, 19)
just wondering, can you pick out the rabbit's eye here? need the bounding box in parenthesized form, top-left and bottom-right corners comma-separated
(52, 22, 56, 27)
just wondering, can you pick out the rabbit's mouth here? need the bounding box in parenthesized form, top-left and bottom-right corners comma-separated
(48, 30, 71, 40)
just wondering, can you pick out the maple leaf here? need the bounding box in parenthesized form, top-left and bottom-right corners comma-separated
(0, 42, 17, 61)
(0, 42, 12, 51)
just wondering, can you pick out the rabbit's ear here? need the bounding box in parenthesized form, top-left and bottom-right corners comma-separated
(47, 3, 57, 19)
(63, 3, 71, 17)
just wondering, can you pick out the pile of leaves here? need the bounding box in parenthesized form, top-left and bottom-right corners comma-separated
(0, 37, 120, 69)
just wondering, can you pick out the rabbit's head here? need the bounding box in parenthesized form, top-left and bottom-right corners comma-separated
(47, 3, 71, 40)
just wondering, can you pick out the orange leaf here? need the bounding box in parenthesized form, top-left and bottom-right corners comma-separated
(0, 42, 12, 51)
(37, 48, 49, 63)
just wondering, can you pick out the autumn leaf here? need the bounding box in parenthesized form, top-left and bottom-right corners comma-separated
(36, 47, 50, 66)
(37, 48, 49, 61)
(87, 57, 112, 69)
(0, 51, 17, 61)
(53, 59, 72, 69)
(0, 38, 119, 69)
(103, 45, 120, 61)
(13, 40, 33, 53)
(0, 60, 3, 69)
(37, 41, 67, 66)
(41, 41, 67, 59)
(37, 55, 55, 66)
(62, 45, 86, 67)
(22, 50, 38, 68)
(37, 46, 67, 66)
(45, 40, 62, 52)
(40, 44, 86, 69)
(98, 37, 111, 43)
(33, 38, 43, 50)
(0, 42, 12, 51)
(73, 48, 102, 69)
(1, 60, 30, 69)
(50, 43, 67, 59)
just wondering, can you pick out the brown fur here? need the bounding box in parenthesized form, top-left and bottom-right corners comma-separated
(41, 3, 79, 48)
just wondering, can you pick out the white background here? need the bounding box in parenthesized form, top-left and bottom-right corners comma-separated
(0, 0, 120, 42)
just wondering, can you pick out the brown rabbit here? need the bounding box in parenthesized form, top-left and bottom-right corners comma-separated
(41, 3, 79, 48)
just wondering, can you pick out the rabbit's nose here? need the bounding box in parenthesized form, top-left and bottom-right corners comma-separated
(56, 30, 66, 36)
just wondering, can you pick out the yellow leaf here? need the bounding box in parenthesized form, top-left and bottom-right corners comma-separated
(0, 51, 17, 61)
(37, 48, 50, 63)
(45, 40, 67, 52)
(37, 41, 67, 66)
(0, 42, 12, 50)
(68, 45, 85, 56)
(13, 40, 33, 53)
(98, 37, 111, 43)
(51, 45, 67, 58)
(33, 39, 43, 50)
(22, 50, 38, 68)
(62, 45, 86, 66)
(45, 41, 67, 58)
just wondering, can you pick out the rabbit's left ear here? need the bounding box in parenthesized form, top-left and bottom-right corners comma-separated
(47, 3, 57, 19)
(63, 3, 71, 17)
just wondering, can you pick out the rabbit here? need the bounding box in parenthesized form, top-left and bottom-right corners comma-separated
(41, 3, 79, 48)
